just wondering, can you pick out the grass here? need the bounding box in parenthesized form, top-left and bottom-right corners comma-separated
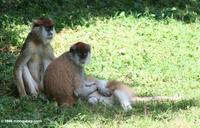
(1, 1, 200, 128)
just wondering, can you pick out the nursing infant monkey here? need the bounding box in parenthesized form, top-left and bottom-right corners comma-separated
(76, 78, 181, 111)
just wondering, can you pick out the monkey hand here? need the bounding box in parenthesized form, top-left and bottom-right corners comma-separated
(85, 82, 96, 87)
(98, 88, 112, 97)
(74, 85, 97, 97)
(88, 97, 98, 105)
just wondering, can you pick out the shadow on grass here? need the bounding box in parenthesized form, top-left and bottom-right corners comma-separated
(0, 51, 18, 97)
(0, 94, 198, 127)
(90, 99, 199, 117)
(36, 97, 200, 118)
(1, 0, 200, 47)
(48, 98, 199, 125)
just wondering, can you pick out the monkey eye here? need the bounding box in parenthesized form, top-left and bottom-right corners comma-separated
(83, 53, 87, 56)
(45, 26, 53, 31)
(78, 53, 82, 56)
(79, 52, 88, 58)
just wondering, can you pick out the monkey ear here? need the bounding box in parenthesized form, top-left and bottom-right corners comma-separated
(88, 45, 91, 52)
(33, 19, 40, 27)
(70, 45, 76, 53)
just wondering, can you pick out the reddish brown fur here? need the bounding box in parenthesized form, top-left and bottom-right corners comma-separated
(106, 80, 181, 103)
(70, 42, 91, 53)
(33, 17, 54, 27)
(84, 77, 134, 97)
(107, 80, 136, 97)
(75, 42, 90, 49)
(44, 42, 90, 106)
(84, 76, 182, 109)
(44, 53, 83, 106)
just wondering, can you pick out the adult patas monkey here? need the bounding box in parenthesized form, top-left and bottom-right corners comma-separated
(14, 17, 55, 97)
(44, 42, 98, 107)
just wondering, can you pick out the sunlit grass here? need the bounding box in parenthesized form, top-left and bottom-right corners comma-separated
(0, 14, 200, 128)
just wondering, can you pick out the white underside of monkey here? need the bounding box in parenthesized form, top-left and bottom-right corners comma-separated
(74, 77, 182, 111)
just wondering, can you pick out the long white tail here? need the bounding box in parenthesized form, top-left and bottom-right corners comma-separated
(131, 94, 181, 103)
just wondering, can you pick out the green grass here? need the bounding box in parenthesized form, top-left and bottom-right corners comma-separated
(1, 1, 200, 128)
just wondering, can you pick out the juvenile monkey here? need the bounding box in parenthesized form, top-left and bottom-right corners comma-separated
(78, 78, 181, 111)
(74, 76, 111, 105)
(44, 42, 97, 107)
(14, 17, 55, 97)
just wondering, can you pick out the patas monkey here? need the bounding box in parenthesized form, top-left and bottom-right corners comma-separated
(44, 42, 98, 107)
(74, 76, 111, 104)
(14, 17, 55, 97)
(77, 78, 181, 111)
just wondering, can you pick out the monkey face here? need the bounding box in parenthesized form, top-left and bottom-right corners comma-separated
(76, 50, 91, 65)
(73, 48, 91, 65)
(33, 17, 55, 44)
(41, 26, 55, 43)
(70, 42, 91, 65)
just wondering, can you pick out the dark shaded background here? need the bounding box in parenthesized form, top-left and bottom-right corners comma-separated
(1, 0, 200, 47)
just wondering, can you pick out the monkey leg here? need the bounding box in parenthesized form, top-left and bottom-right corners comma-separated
(98, 96, 114, 106)
(39, 73, 44, 91)
(22, 65, 38, 96)
(88, 93, 114, 106)
(113, 90, 132, 111)
(88, 97, 99, 105)
(15, 67, 27, 97)
(87, 91, 114, 105)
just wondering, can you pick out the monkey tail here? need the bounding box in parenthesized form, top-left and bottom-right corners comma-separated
(131, 94, 182, 103)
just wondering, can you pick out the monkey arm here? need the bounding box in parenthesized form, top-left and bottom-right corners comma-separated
(46, 44, 55, 60)
(41, 45, 55, 72)
(40, 45, 55, 90)
(40, 59, 52, 91)
(14, 65, 26, 97)
(14, 52, 31, 97)
(22, 65, 38, 95)
(49, 52, 55, 60)
(14, 48, 38, 96)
